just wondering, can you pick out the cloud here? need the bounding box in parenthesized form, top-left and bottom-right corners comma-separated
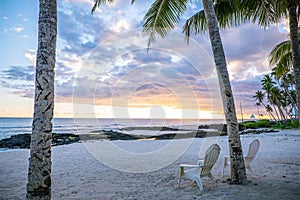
(220, 24, 287, 81)
(12, 26, 24, 32)
(0, 0, 289, 116)
(2, 65, 35, 81)
(231, 75, 265, 115)
(25, 49, 36, 65)
(110, 19, 130, 33)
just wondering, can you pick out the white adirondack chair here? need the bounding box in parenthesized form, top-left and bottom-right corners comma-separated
(178, 144, 221, 192)
(222, 139, 260, 176)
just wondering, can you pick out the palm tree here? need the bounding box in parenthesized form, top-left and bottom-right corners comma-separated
(270, 86, 287, 121)
(253, 90, 265, 104)
(261, 75, 282, 121)
(26, 0, 57, 199)
(256, 102, 261, 119)
(202, 0, 246, 183)
(184, 0, 300, 125)
(285, 0, 300, 125)
(265, 104, 274, 119)
(253, 90, 277, 120)
(281, 74, 298, 115)
(93, 0, 247, 184)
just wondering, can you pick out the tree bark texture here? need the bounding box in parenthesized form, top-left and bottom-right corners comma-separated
(26, 0, 57, 199)
(287, 1, 300, 126)
(202, 0, 247, 184)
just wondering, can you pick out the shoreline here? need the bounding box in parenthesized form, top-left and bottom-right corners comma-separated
(0, 124, 280, 149)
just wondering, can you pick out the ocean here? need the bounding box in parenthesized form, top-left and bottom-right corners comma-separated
(0, 118, 225, 140)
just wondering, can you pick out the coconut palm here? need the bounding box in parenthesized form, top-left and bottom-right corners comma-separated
(261, 75, 282, 121)
(281, 73, 298, 113)
(285, 0, 300, 124)
(26, 0, 57, 199)
(253, 90, 265, 105)
(202, 0, 246, 183)
(183, 0, 300, 125)
(253, 90, 277, 120)
(265, 104, 274, 119)
(93, 0, 247, 184)
(270, 86, 287, 121)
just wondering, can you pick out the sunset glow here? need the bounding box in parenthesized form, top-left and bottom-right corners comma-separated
(0, 0, 289, 119)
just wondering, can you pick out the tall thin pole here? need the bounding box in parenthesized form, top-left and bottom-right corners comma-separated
(240, 102, 244, 123)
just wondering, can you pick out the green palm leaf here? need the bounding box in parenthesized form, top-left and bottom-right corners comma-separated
(142, 0, 188, 47)
(183, 0, 247, 38)
(92, 0, 115, 13)
(269, 40, 291, 66)
(242, 0, 282, 27)
(183, 0, 281, 40)
(269, 28, 300, 79)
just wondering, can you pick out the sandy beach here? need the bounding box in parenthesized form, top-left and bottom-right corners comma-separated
(1, 129, 300, 200)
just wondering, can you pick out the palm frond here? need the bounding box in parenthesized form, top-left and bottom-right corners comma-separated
(91, 0, 115, 13)
(142, 0, 188, 47)
(183, 10, 206, 40)
(268, 40, 291, 66)
(241, 0, 282, 27)
(272, 65, 289, 80)
(183, 0, 249, 42)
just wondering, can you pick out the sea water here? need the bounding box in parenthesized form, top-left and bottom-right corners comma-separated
(0, 118, 225, 140)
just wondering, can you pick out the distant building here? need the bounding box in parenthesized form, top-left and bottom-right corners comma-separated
(250, 114, 255, 120)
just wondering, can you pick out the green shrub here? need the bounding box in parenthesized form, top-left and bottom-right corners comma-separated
(291, 120, 299, 128)
(243, 121, 258, 129)
(256, 119, 271, 128)
(242, 120, 271, 129)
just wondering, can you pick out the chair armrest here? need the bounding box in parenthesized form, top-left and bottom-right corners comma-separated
(179, 164, 201, 177)
(180, 164, 200, 168)
(197, 159, 204, 165)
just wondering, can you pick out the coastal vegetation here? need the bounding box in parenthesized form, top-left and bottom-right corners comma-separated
(253, 29, 300, 128)
(241, 119, 299, 129)
(253, 73, 298, 125)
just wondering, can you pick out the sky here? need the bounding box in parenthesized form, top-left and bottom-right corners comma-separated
(0, 0, 289, 119)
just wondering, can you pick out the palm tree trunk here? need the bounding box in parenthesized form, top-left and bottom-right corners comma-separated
(202, 0, 247, 184)
(273, 104, 284, 125)
(261, 102, 277, 121)
(288, 1, 300, 126)
(26, 0, 57, 199)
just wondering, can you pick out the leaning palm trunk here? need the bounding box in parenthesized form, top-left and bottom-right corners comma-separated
(202, 0, 247, 184)
(26, 0, 57, 199)
(261, 102, 277, 121)
(288, 1, 300, 126)
(277, 104, 287, 121)
(273, 104, 282, 121)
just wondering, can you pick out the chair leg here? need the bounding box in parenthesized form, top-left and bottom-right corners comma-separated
(178, 175, 182, 188)
(207, 172, 214, 180)
(178, 167, 184, 188)
(194, 177, 204, 192)
(246, 166, 253, 174)
(222, 157, 228, 177)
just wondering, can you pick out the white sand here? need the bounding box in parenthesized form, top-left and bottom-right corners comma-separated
(1, 129, 300, 199)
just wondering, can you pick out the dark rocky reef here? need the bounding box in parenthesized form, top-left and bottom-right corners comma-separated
(0, 126, 278, 149)
(119, 126, 184, 131)
(0, 133, 80, 149)
(198, 124, 247, 132)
